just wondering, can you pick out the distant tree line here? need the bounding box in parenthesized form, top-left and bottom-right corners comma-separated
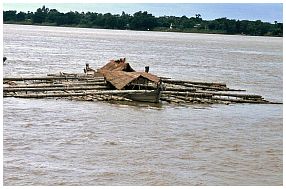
(4, 6, 283, 37)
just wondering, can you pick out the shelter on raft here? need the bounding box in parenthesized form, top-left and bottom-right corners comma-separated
(97, 58, 160, 90)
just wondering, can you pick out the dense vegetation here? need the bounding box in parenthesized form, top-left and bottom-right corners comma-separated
(4, 6, 283, 37)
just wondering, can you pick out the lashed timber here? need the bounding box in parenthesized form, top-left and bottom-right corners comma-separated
(196, 91, 262, 99)
(4, 82, 106, 88)
(4, 76, 105, 81)
(161, 91, 213, 98)
(4, 86, 108, 92)
(3, 59, 280, 104)
(4, 90, 158, 98)
(211, 97, 270, 104)
(161, 79, 227, 87)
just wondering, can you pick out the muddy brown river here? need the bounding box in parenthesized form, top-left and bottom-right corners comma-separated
(3, 24, 282, 185)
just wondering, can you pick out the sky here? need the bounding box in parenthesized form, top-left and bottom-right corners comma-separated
(3, 3, 283, 23)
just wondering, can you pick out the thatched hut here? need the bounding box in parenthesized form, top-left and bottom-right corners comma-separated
(102, 71, 160, 90)
(97, 58, 160, 90)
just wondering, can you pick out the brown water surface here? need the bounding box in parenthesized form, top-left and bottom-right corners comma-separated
(3, 24, 283, 185)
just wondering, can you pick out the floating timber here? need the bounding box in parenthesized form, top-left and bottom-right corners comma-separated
(4, 86, 108, 92)
(4, 76, 105, 81)
(3, 73, 280, 104)
(4, 90, 157, 98)
(3, 58, 282, 105)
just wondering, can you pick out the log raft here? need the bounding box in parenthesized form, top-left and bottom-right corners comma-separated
(4, 86, 109, 92)
(4, 90, 157, 98)
(3, 76, 105, 82)
(3, 73, 281, 105)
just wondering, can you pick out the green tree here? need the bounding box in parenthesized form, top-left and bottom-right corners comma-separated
(16, 11, 26, 22)
(65, 11, 81, 25)
(55, 13, 67, 25)
(195, 14, 202, 23)
(46, 9, 60, 23)
(116, 11, 131, 29)
(4, 10, 17, 21)
(130, 11, 157, 30)
(33, 6, 48, 23)
(103, 13, 117, 29)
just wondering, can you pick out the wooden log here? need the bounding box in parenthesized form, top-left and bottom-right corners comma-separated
(170, 95, 214, 103)
(126, 83, 196, 92)
(170, 95, 191, 101)
(182, 83, 247, 91)
(161, 79, 227, 87)
(4, 82, 106, 88)
(47, 73, 81, 77)
(4, 90, 158, 98)
(30, 79, 105, 84)
(160, 97, 173, 103)
(4, 92, 86, 98)
(47, 72, 104, 78)
(265, 101, 283, 104)
(161, 96, 188, 103)
(164, 87, 196, 92)
(161, 91, 213, 98)
(163, 95, 208, 104)
(196, 91, 262, 99)
(3, 76, 105, 81)
(4, 86, 108, 92)
(78, 78, 105, 82)
(181, 83, 229, 91)
(160, 96, 185, 103)
(211, 97, 270, 104)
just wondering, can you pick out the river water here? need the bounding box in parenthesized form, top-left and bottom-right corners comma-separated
(3, 24, 283, 185)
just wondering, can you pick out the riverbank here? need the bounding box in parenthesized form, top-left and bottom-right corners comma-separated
(4, 22, 282, 37)
(4, 6, 283, 37)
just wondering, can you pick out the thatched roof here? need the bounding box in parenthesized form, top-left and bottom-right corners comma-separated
(102, 71, 160, 90)
(98, 58, 135, 72)
(98, 58, 160, 90)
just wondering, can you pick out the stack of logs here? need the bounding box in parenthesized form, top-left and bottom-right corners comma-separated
(4, 74, 133, 102)
(159, 79, 272, 104)
(3, 73, 279, 104)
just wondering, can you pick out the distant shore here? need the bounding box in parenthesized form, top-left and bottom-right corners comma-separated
(4, 22, 283, 38)
(4, 6, 283, 37)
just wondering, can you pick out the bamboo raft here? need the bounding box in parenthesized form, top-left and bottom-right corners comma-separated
(3, 73, 280, 105)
